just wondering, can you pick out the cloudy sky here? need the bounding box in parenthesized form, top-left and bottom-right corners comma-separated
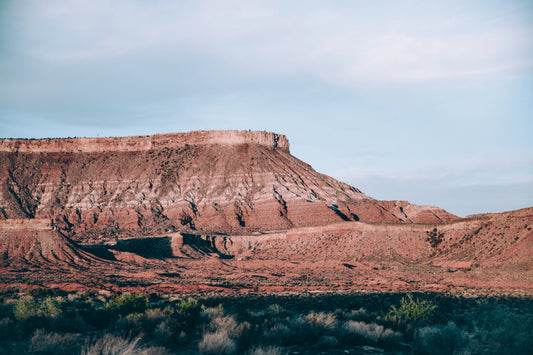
(1, 0, 532, 216)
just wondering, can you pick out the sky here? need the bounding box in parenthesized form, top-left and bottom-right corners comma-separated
(1, 0, 532, 216)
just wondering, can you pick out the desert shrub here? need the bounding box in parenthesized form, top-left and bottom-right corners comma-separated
(347, 308, 372, 322)
(29, 288, 65, 299)
(342, 320, 402, 347)
(414, 322, 468, 355)
(176, 298, 200, 314)
(266, 304, 286, 316)
(67, 293, 80, 302)
(208, 314, 249, 339)
(304, 311, 337, 330)
(40, 297, 63, 318)
(14, 296, 39, 320)
(385, 294, 436, 329)
(201, 305, 225, 320)
(29, 329, 78, 354)
(199, 331, 237, 355)
(247, 345, 284, 355)
(140, 308, 168, 333)
(111, 312, 145, 338)
(81, 334, 168, 355)
(174, 298, 202, 329)
(268, 312, 337, 347)
(105, 292, 149, 315)
(144, 308, 168, 320)
(277, 316, 309, 346)
(203, 311, 252, 351)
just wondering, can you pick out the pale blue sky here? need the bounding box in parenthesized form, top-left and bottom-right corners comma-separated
(1, 0, 532, 216)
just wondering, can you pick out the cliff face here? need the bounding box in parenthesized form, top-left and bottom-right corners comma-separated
(0, 130, 290, 153)
(0, 130, 457, 242)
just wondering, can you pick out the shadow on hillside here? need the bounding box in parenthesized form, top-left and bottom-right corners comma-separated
(81, 245, 117, 261)
(181, 233, 234, 259)
(87, 234, 234, 260)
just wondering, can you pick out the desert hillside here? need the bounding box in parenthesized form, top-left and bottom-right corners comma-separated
(0, 130, 456, 242)
(0, 131, 531, 294)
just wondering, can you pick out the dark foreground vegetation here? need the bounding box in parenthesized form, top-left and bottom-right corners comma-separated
(0, 288, 531, 354)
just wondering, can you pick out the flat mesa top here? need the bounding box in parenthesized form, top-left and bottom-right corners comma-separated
(0, 130, 290, 153)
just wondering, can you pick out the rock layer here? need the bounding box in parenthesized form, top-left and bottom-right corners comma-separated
(0, 130, 458, 242)
(0, 219, 101, 267)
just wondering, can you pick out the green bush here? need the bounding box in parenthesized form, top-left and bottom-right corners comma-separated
(177, 298, 201, 314)
(14, 296, 39, 320)
(267, 304, 286, 316)
(40, 297, 63, 318)
(105, 293, 149, 315)
(385, 294, 437, 328)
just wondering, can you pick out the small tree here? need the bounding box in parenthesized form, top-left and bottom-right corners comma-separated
(386, 294, 436, 329)
(105, 293, 149, 315)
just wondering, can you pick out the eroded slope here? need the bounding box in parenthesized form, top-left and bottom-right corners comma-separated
(0, 131, 457, 242)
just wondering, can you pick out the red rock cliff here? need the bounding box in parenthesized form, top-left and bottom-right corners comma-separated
(0, 130, 457, 242)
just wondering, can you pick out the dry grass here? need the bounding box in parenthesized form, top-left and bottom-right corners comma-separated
(0, 289, 531, 355)
(29, 329, 78, 354)
(198, 331, 237, 355)
(414, 322, 468, 355)
(343, 320, 402, 346)
(247, 345, 284, 355)
(81, 334, 168, 355)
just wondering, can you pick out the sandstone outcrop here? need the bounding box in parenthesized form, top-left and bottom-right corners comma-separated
(0, 219, 101, 267)
(0, 130, 458, 242)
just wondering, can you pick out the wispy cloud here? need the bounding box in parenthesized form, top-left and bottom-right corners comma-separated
(334, 153, 533, 188)
(8, 0, 533, 86)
